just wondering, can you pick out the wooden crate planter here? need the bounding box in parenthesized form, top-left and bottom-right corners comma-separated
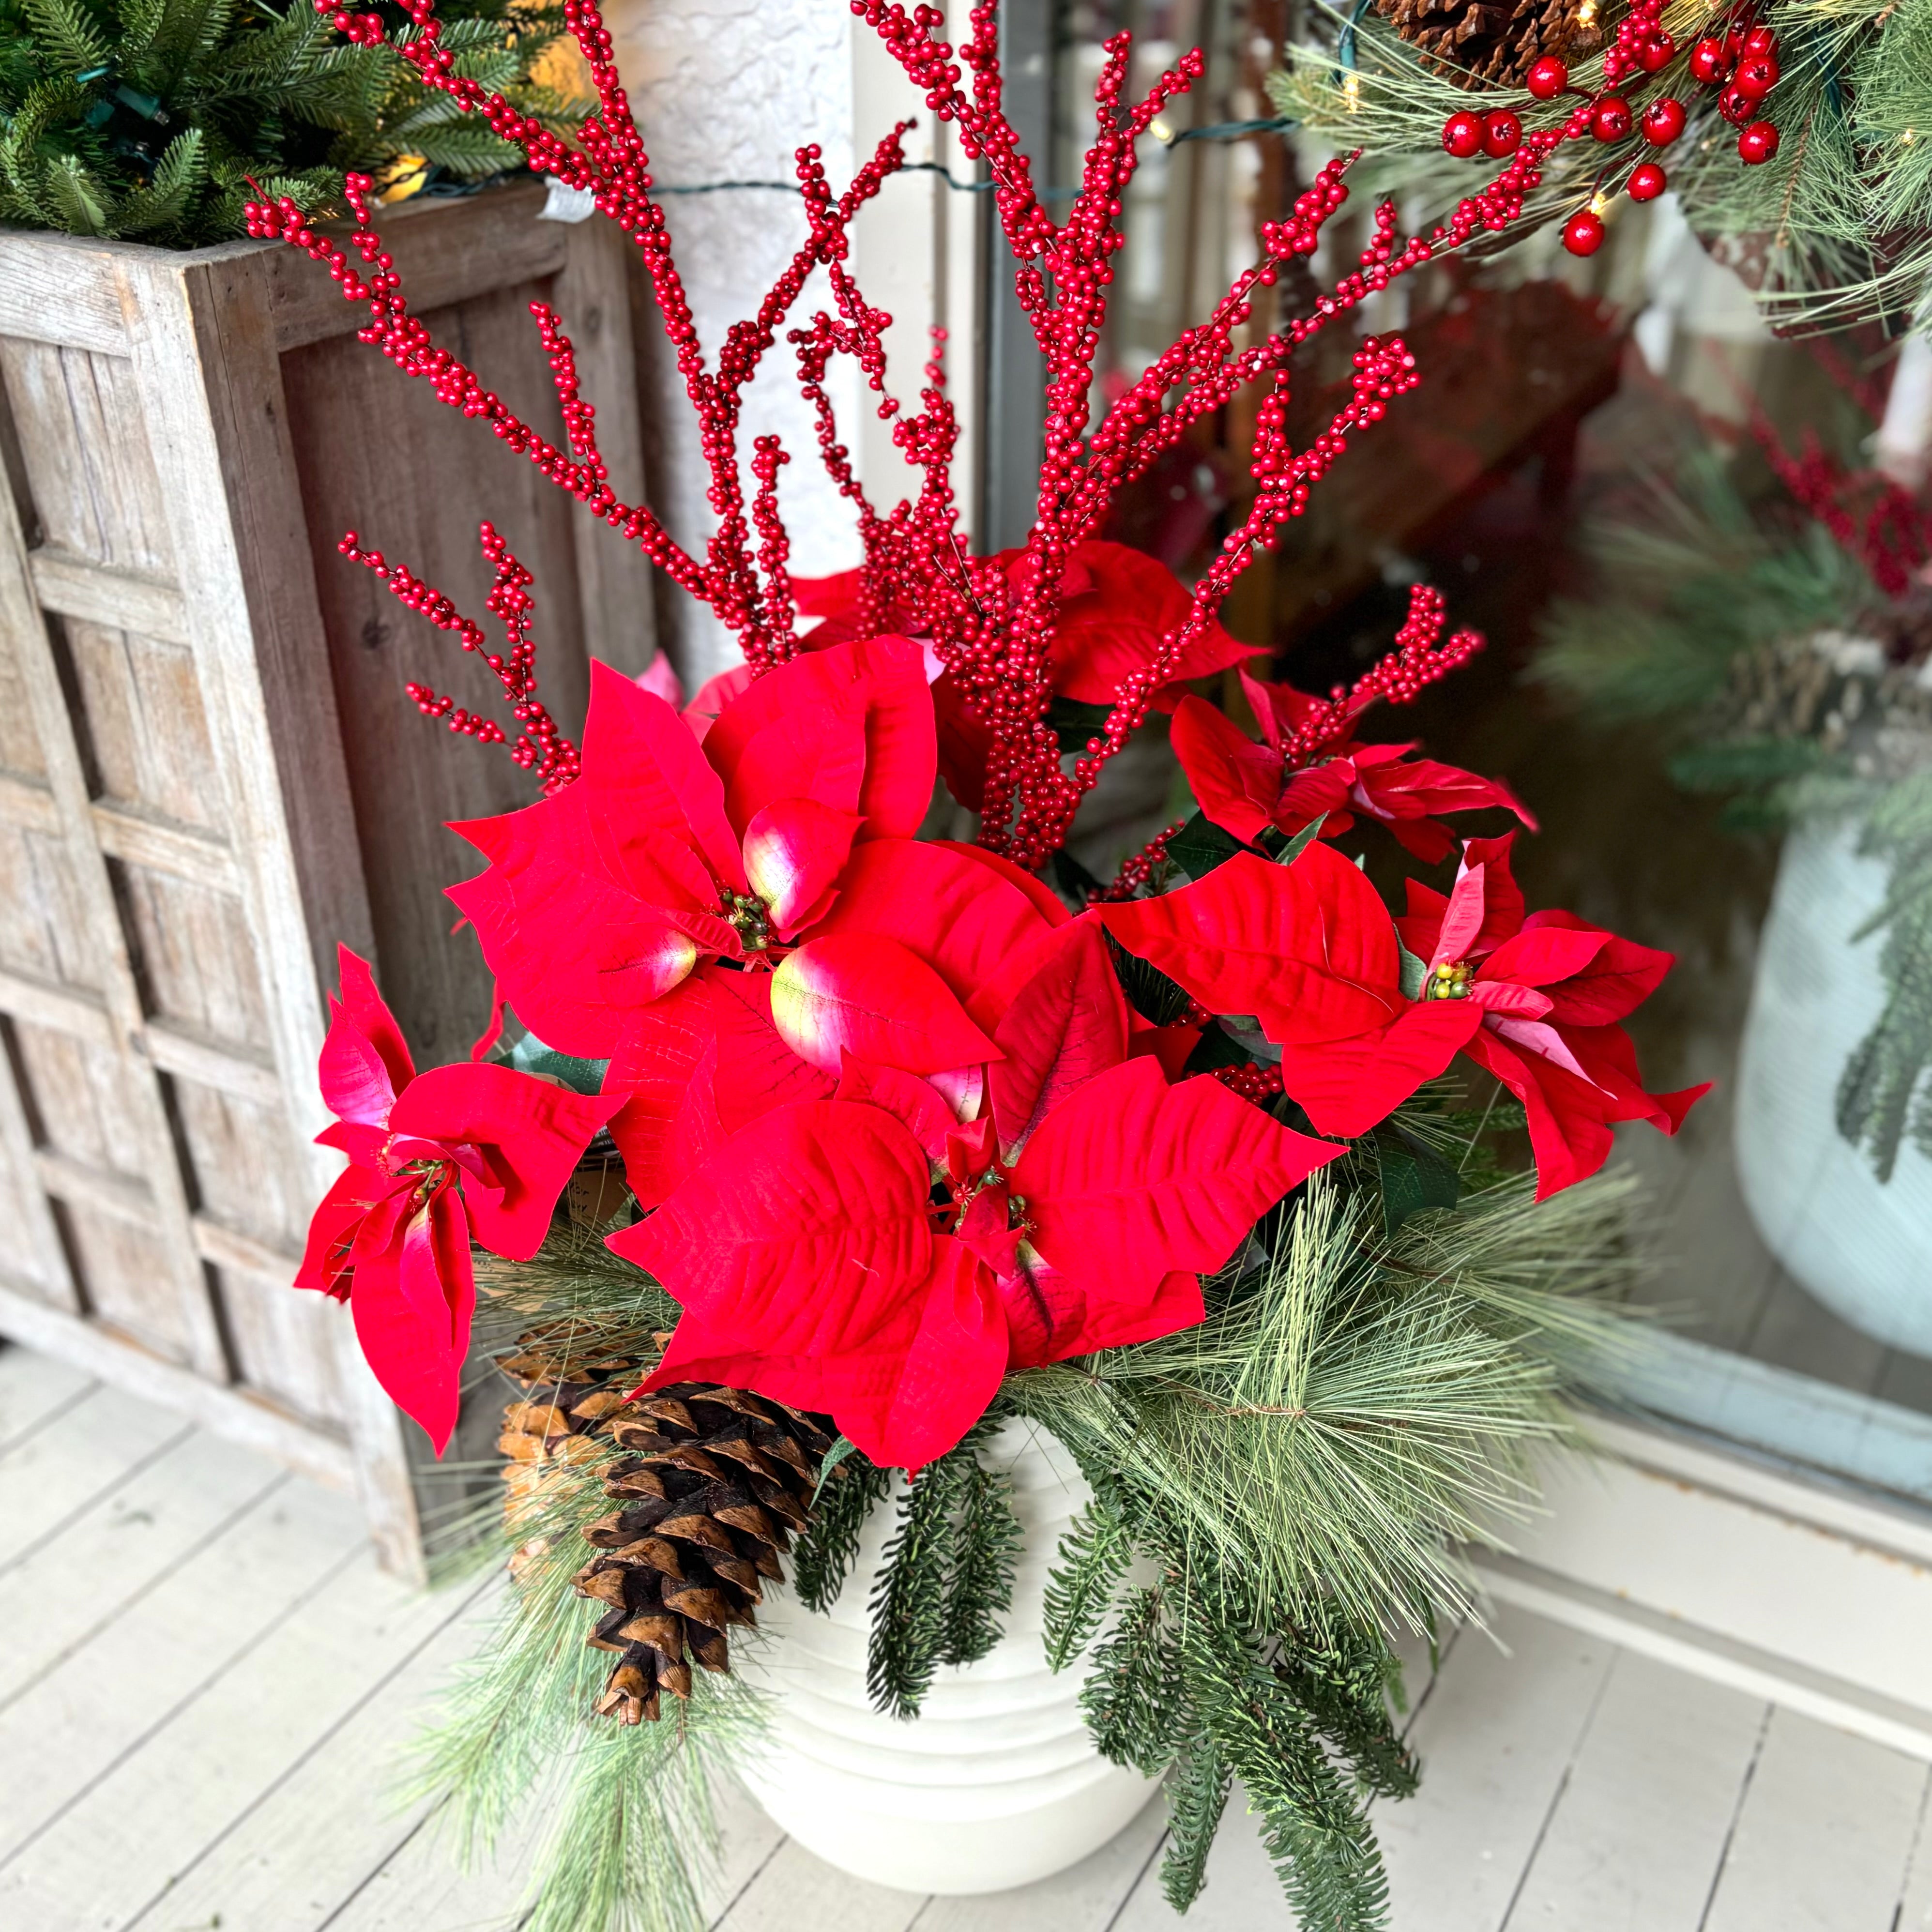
(0, 181, 655, 1579)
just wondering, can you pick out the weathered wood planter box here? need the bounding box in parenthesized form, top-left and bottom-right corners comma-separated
(0, 180, 655, 1577)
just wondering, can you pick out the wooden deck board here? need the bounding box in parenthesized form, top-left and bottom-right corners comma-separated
(3, 1345, 1927, 1932)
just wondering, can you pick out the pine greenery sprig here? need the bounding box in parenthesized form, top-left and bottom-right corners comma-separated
(1269, 0, 1932, 339)
(0, 0, 586, 245)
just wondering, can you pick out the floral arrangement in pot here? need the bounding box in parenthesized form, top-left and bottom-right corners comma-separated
(266, 3, 1707, 1926)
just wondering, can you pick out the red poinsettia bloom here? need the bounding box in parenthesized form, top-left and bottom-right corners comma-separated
(794, 542, 1262, 811)
(1172, 669, 1535, 864)
(295, 949, 617, 1449)
(1096, 836, 1704, 1198)
(451, 640, 1068, 1209)
(1396, 837, 1710, 1197)
(614, 922, 1339, 1468)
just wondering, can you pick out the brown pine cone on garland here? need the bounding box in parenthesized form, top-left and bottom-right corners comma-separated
(1373, 0, 1600, 87)
(496, 1332, 836, 1725)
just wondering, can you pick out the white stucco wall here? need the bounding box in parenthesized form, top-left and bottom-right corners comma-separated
(606, 0, 864, 685)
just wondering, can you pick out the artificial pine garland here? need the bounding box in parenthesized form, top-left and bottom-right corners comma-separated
(1273, 0, 1932, 331)
(0, 0, 582, 243)
(251, 3, 1709, 1925)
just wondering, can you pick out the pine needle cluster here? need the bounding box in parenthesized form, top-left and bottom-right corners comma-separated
(0, 0, 584, 245)
(1270, 0, 1932, 337)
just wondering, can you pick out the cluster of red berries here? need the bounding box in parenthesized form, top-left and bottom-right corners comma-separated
(1440, 9, 1785, 260)
(313, 0, 385, 45)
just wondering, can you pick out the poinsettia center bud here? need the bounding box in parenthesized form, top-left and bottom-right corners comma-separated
(375, 1135, 456, 1204)
(719, 887, 773, 952)
(1424, 960, 1474, 1000)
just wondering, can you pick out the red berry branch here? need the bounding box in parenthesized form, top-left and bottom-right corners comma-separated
(261, 0, 1611, 866)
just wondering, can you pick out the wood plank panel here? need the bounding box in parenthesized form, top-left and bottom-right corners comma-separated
(213, 1265, 350, 1430)
(279, 275, 594, 1064)
(0, 232, 132, 352)
(1503, 1651, 1768, 1931)
(89, 799, 239, 890)
(171, 1078, 308, 1250)
(1374, 1608, 1616, 1932)
(11, 1021, 148, 1179)
(0, 1378, 184, 1572)
(0, 1425, 285, 1708)
(1702, 1706, 1927, 1932)
(26, 1570, 502, 1931)
(0, 1473, 364, 1866)
(62, 619, 223, 830)
(113, 863, 272, 1051)
(27, 547, 188, 644)
(0, 1281, 354, 1491)
(0, 819, 96, 985)
(56, 1202, 198, 1361)
(0, 340, 174, 573)
(0, 1020, 73, 1308)
(0, 1343, 94, 1458)
(1111, 1791, 1280, 1932)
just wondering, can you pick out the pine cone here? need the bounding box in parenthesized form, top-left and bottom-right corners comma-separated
(1373, 0, 1599, 88)
(497, 1330, 835, 1725)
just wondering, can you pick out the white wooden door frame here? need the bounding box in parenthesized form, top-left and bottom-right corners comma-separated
(1484, 1414, 1932, 1761)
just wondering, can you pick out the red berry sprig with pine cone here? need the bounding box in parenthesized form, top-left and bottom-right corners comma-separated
(1438, 4, 1786, 255)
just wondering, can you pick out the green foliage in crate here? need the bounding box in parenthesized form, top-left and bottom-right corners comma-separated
(0, 0, 583, 245)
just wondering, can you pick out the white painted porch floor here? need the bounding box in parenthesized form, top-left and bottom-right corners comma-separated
(6, 1339, 1932, 1932)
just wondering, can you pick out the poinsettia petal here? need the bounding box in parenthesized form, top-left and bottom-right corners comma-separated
(1430, 862, 1491, 970)
(1274, 760, 1357, 833)
(1274, 1000, 1483, 1138)
(989, 922, 1129, 1157)
(614, 1099, 935, 1356)
(1485, 1015, 1598, 1083)
(581, 660, 748, 891)
(929, 840, 1072, 928)
(801, 838, 1059, 1031)
(931, 673, 995, 814)
(1354, 752, 1537, 832)
(1171, 697, 1283, 846)
(1095, 846, 1403, 1047)
(770, 934, 1000, 1076)
(1519, 910, 1675, 1024)
(835, 1057, 957, 1164)
(741, 797, 863, 936)
(1481, 925, 1612, 990)
(1456, 834, 1526, 956)
(1000, 1254, 1203, 1369)
(318, 995, 402, 1131)
(1468, 981, 1554, 1019)
(703, 635, 936, 841)
(349, 1185, 471, 1452)
(1239, 666, 1327, 753)
(647, 1235, 1007, 1472)
(1009, 1056, 1341, 1306)
(1395, 879, 1450, 964)
(448, 797, 738, 1059)
(295, 1166, 396, 1297)
(685, 664, 756, 741)
(331, 946, 414, 1096)
(389, 1062, 618, 1259)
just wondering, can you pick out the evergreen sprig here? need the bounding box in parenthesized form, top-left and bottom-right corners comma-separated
(1270, 0, 1932, 338)
(864, 1416, 1022, 1718)
(0, 0, 585, 244)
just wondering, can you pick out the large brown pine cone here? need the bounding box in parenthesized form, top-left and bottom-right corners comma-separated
(497, 1330, 835, 1725)
(1373, 0, 1599, 88)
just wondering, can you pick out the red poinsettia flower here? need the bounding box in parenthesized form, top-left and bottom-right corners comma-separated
(614, 925, 1338, 1468)
(1396, 837, 1710, 1197)
(1096, 837, 1703, 1197)
(1172, 672, 1535, 864)
(295, 949, 617, 1449)
(450, 641, 1069, 1209)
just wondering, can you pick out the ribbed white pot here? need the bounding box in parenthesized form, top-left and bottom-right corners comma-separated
(1734, 818, 1932, 1352)
(733, 1420, 1160, 1894)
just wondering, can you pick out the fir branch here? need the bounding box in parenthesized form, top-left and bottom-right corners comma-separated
(865, 1459, 958, 1719)
(939, 1453, 1021, 1668)
(790, 1452, 891, 1614)
(1079, 1583, 1181, 1775)
(1042, 1494, 1133, 1671)
(1159, 1724, 1233, 1913)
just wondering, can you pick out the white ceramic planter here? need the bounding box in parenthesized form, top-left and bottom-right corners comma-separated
(733, 1421, 1159, 1894)
(1734, 818, 1932, 1352)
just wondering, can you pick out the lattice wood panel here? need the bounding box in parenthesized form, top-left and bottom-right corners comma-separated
(0, 183, 654, 1577)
